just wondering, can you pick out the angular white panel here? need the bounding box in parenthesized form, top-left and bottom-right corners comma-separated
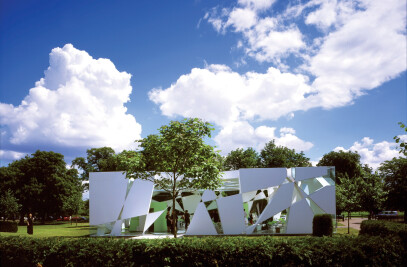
(185, 202, 217, 235)
(90, 172, 127, 225)
(111, 220, 123, 236)
(143, 210, 165, 234)
(216, 194, 245, 235)
(239, 168, 286, 193)
(202, 190, 217, 202)
(255, 182, 294, 227)
(309, 186, 336, 214)
(294, 167, 328, 181)
(121, 179, 154, 219)
(182, 195, 201, 213)
(286, 198, 314, 234)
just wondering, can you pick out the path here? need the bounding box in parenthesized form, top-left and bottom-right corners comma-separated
(337, 217, 368, 230)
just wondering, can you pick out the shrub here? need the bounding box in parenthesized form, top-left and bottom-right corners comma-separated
(360, 220, 407, 247)
(0, 221, 18, 232)
(312, 214, 333, 237)
(0, 235, 405, 266)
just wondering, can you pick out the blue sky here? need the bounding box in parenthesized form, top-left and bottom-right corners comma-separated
(1, 0, 406, 169)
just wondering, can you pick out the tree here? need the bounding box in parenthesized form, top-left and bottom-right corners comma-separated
(224, 147, 260, 170)
(125, 118, 223, 238)
(0, 189, 21, 220)
(260, 140, 311, 168)
(317, 150, 363, 184)
(357, 172, 385, 219)
(62, 188, 83, 226)
(379, 157, 407, 222)
(394, 122, 407, 156)
(72, 147, 119, 189)
(1, 150, 82, 224)
(336, 176, 360, 234)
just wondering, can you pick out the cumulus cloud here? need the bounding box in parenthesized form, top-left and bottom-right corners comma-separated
(151, 0, 405, 156)
(205, 0, 304, 63)
(213, 121, 313, 155)
(306, 0, 407, 109)
(334, 137, 406, 170)
(149, 64, 313, 125)
(203, 0, 406, 109)
(0, 44, 142, 157)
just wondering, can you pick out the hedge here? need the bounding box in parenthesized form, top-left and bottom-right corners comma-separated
(1, 235, 405, 266)
(0, 221, 18, 232)
(359, 220, 407, 248)
(312, 214, 333, 237)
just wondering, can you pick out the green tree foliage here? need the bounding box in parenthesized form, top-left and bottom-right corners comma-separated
(79, 199, 89, 216)
(62, 190, 83, 226)
(126, 118, 223, 238)
(259, 140, 311, 168)
(394, 122, 407, 156)
(379, 157, 407, 222)
(72, 147, 118, 189)
(0, 189, 21, 220)
(224, 147, 260, 170)
(317, 150, 363, 184)
(358, 172, 385, 219)
(1, 150, 82, 224)
(336, 176, 360, 233)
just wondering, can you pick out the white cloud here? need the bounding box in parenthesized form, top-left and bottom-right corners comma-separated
(334, 137, 406, 170)
(0, 44, 142, 152)
(204, 0, 406, 108)
(238, 0, 275, 11)
(149, 64, 313, 125)
(306, 0, 407, 109)
(214, 121, 313, 155)
(151, 0, 406, 157)
(305, 0, 357, 30)
(205, 1, 304, 63)
(0, 150, 27, 161)
(226, 8, 258, 31)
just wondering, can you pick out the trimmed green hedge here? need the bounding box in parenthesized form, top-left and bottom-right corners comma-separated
(0, 221, 18, 232)
(312, 214, 333, 237)
(360, 220, 407, 247)
(0, 235, 405, 266)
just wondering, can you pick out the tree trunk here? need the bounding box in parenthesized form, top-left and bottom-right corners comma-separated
(347, 211, 350, 234)
(172, 173, 177, 238)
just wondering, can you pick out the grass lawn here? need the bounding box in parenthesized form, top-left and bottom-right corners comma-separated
(334, 227, 359, 235)
(0, 222, 96, 238)
(1, 222, 359, 238)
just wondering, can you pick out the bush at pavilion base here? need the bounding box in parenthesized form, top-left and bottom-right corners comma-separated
(312, 214, 333, 237)
(0, 221, 18, 232)
(359, 220, 407, 247)
(1, 235, 406, 266)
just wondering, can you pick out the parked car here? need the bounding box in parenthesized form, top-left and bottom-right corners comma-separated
(56, 216, 70, 221)
(376, 211, 398, 220)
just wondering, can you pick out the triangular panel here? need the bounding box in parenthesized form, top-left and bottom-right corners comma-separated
(185, 202, 217, 235)
(309, 186, 335, 214)
(143, 210, 166, 234)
